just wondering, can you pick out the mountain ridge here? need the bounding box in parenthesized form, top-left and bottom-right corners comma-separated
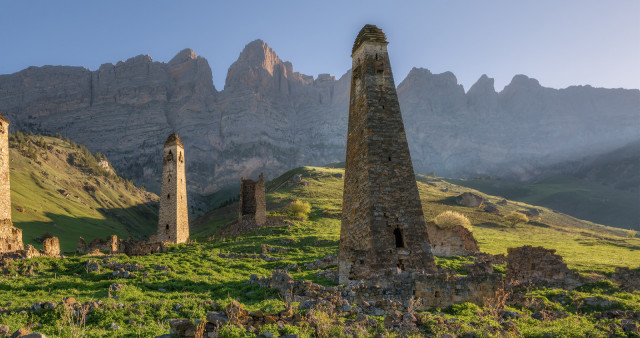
(0, 41, 638, 211)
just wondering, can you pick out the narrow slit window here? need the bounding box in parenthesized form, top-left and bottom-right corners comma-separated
(394, 228, 405, 248)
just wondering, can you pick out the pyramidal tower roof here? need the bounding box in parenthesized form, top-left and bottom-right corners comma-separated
(164, 133, 183, 147)
(0, 113, 9, 124)
(352, 24, 388, 55)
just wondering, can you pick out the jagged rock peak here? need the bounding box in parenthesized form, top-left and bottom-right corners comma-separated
(468, 74, 496, 94)
(117, 54, 153, 67)
(352, 24, 387, 54)
(237, 39, 282, 75)
(402, 67, 460, 86)
(507, 74, 541, 88)
(169, 48, 198, 65)
(164, 133, 183, 148)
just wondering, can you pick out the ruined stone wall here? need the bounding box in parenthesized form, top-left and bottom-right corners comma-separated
(425, 222, 480, 257)
(238, 173, 266, 225)
(0, 115, 22, 254)
(252, 268, 501, 312)
(157, 133, 189, 244)
(0, 219, 23, 253)
(611, 267, 640, 291)
(506, 246, 582, 289)
(42, 237, 61, 257)
(339, 25, 435, 284)
(77, 234, 167, 256)
(0, 116, 11, 221)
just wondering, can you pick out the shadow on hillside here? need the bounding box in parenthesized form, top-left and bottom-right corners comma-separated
(14, 202, 159, 252)
(434, 196, 459, 206)
(528, 221, 551, 228)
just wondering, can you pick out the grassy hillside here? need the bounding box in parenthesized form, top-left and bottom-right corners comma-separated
(447, 175, 640, 232)
(0, 165, 638, 336)
(194, 166, 640, 274)
(9, 132, 159, 251)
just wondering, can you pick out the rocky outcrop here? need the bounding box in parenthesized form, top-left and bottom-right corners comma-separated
(1, 41, 638, 203)
(455, 192, 484, 208)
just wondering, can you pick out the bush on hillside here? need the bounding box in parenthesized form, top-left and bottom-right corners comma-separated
(434, 211, 472, 231)
(626, 230, 637, 239)
(504, 211, 529, 226)
(289, 200, 311, 221)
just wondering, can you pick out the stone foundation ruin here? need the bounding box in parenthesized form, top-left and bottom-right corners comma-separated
(425, 221, 480, 257)
(0, 219, 23, 253)
(77, 234, 167, 256)
(238, 173, 266, 226)
(506, 245, 583, 289)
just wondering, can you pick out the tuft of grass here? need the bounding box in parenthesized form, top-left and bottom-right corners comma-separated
(434, 210, 472, 231)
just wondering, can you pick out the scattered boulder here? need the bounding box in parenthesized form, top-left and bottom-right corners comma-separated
(455, 192, 484, 208)
(483, 203, 499, 214)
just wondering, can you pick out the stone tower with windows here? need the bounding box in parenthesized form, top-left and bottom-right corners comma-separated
(0, 113, 24, 253)
(338, 25, 436, 284)
(238, 173, 266, 226)
(157, 133, 189, 244)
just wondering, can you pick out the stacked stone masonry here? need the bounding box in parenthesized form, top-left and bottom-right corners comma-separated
(157, 133, 189, 244)
(506, 245, 583, 289)
(0, 114, 23, 254)
(425, 222, 480, 257)
(238, 173, 266, 226)
(251, 269, 501, 312)
(77, 235, 167, 256)
(611, 267, 640, 292)
(339, 24, 436, 284)
(42, 237, 61, 257)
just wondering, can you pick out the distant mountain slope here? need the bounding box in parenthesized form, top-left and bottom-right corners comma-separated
(0, 40, 638, 205)
(448, 174, 640, 231)
(9, 133, 158, 251)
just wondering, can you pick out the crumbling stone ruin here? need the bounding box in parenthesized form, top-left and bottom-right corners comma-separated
(42, 237, 61, 257)
(611, 267, 640, 291)
(157, 133, 189, 244)
(339, 24, 436, 284)
(238, 173, 266, 226)
(0, 114, 24, 254)
(506, 245, 582, 289)
(425, 221, 480, 257)
(77, 234, 167, 256)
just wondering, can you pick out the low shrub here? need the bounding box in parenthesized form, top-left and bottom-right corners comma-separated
(289, 200, 311, 221)
(504, 211, 529, 226)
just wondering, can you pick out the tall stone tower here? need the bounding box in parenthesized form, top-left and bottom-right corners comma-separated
(0, 113, 23, 253)
(238, 173, 266, 226)
(157, 133, 189, 244)
(338, 25, 436, 283)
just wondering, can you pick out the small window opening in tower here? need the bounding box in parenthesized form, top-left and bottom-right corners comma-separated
(166, 224, 169, 230)
(375, 53, 378, 60)
(167, 194, 170, 199)
(8, 244, 11, 251)
(388, 156, 392, 162)
(394, 228, 405, 248)
(168, 177, 170, 182)
(382, 105, 384, 109)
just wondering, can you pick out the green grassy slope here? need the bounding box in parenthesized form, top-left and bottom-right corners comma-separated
(195, 166, 640, 274)
(0, 165, 638, 336)
(9, 133, 159, 251)
(447, 175, 640, 232)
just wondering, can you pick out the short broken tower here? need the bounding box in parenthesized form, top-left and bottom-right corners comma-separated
(157, 133, 189, 244)
(0, 113, 23, 253)
(338, 25, 436, 283)
(238, 173, 266, 226)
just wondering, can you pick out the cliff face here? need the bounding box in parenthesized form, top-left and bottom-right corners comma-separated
(1, 41, 638, 201)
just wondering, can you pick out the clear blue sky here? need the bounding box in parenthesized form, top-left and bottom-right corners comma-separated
(1, 0, 638, 91)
